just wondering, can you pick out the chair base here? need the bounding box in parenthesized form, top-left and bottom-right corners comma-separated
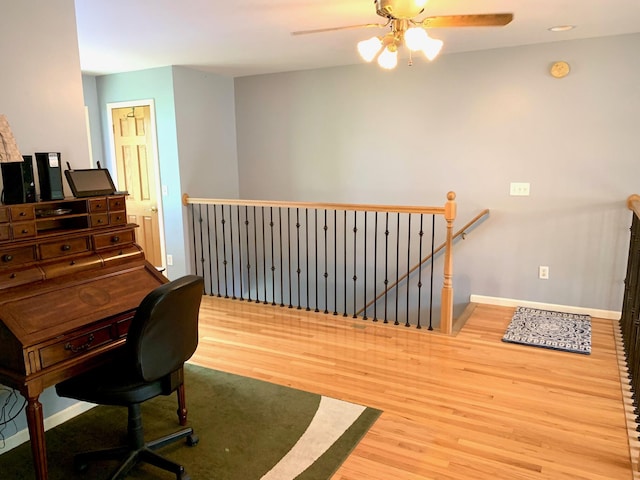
(74, 427, 198, 480)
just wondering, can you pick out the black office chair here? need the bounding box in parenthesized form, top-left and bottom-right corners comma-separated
(56, 275, 204, 480)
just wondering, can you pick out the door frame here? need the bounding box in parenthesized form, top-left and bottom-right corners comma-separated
(106, 99, 167, 269)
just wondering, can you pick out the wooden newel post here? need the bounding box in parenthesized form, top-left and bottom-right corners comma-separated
(440, 191, 456, 334)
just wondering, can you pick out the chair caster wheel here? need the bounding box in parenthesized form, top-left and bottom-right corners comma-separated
(186, 433, 199, 446)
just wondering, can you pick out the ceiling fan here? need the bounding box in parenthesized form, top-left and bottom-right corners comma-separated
(292, 0, 513, 69)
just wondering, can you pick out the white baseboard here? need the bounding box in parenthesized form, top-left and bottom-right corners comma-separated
(0, 401, 96, 454)
(469, 294, 621, 320)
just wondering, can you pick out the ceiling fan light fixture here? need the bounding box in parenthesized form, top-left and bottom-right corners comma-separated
(357, 36, 383, 62)
(404, 26, 429, 51)
(422, 36, 443, 61)
(377, 45, 398, 69)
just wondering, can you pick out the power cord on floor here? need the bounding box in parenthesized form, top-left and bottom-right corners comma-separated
(0, 386, 26, 449)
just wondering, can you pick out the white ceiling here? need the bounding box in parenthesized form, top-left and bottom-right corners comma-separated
(74, 0, 640, 77)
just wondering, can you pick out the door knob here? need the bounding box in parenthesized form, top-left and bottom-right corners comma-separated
(150, 206, 158, 212)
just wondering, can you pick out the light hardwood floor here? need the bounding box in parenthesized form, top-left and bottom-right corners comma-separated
(189, 297, 633, 480)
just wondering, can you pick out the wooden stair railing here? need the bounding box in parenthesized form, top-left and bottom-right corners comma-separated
(183, 192, 457, 334)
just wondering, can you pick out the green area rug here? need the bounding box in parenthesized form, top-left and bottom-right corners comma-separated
(0, 363, 380, 479)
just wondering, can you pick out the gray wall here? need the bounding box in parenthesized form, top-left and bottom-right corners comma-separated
(0, 0, 92, 442)
(234, 34, 640, 312)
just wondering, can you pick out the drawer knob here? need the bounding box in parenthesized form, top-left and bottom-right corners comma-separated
(2, 254, 13, 262)
(61, 244, 71, 251)
(112, 236, 120, 243)
(19, 212, 26, 217)
(97, 219, 103, 223)
(64, 334, 95, 353)
(21, 229, 29, 234)
(10, 273, 16, 279)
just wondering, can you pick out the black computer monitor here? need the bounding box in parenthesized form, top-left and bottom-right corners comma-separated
(64, 168, 117, 198)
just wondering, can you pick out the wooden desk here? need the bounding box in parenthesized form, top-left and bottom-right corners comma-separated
(0, 196, 167, 480)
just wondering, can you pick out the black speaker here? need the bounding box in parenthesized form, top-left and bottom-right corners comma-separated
(1, 155, 37, 204)
(35, 152, 64, 201)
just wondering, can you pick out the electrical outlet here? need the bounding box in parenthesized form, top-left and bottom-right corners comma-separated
(539, 265, 549, 279)
(167, 254, 173, 266)
(510, 182, 530, 196)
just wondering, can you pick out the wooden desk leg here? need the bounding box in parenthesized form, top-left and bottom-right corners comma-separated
(176, 383, 187, 426)
(26, 394, 48, 480)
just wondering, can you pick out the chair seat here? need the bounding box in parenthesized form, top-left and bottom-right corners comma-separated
(57, 357, 166, 406)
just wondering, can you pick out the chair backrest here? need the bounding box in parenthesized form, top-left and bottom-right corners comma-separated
(126, 275, 204, 382)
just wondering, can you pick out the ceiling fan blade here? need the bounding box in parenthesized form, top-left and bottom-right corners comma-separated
(421, 13, 514, 28)
(291, 23, 386, 36)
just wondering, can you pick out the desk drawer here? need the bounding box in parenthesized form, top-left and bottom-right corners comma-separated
(90, 213, 109, 228)
(93, 229, 135, 250)
(40, 236, 91, 260)
(0, 266, 44, 289)
(109, 212, 127, 226)
(39, 324, 115, 369)
(10, 205, 35, 221)
(0, 207, 8, 223)
(41, 254, 103, 279)
(100, 245, 143, 267)
(109, 196, 126, 211)
(11, 221, 36, 240)
(89, 198, 108, 213)
(0, 224, 9, 242)
(0, 245, 37, 268)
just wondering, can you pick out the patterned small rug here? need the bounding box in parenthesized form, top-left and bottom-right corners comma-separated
(502, 306, 591, 354)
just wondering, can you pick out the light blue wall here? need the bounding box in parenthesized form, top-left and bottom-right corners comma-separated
(234, 34, 640, 313)
(95, 67, 187, 279)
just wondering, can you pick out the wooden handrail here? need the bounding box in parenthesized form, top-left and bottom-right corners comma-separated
(627, 194, 640, 219)
(356, 207, 490, 317)
(183, 193, 445, 215)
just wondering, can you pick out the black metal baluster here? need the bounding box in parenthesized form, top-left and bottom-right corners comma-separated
(373, 212, 378, 322)
(315, 209, 320, 313)
(221, 206, 229, 298)
(362, 211, 368, 320)
(244, 206, 251, 302)
(384, 213, 389, 324)
(305, 208, 310, 311)
(416, 214, 424, 329)
(262, 206, 268, 304)
(323, 209, 329, 314)
(287, 207, 293, 308)
(334, 210, 338, 316)
(343, 210, 347, 317)
(270, 207, 276, 306)
(279, 208, 285, 307)
(296, 208, 302, 310)
(198, 204, 205, 277)
(190, 204, 197, 275)
(254, 206, 260, 303)
(405, 214, 411, 327)
(206, 205, 214, 296)
(429, 215, 435, 331)
(213, 205, 222, 297)
(352, 210, 358, 319)
(229, 205, 237, 300)
(236, 205, 243, 301)
(394, 213, 400, 326)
